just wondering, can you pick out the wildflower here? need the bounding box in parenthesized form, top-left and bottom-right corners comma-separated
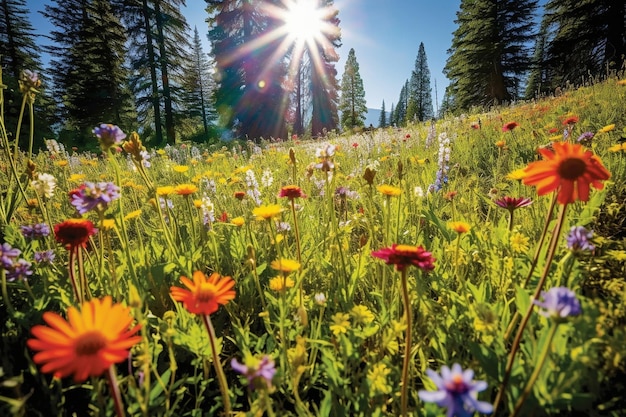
(268, 276, 294, 291)
(506, 168, 527, 181)
(470, 122, 480, 130)
(330, 312, 350, 335)
(522, 142, 610, 204)
(19, 69, 41, 93)
(314, 292, 327, 305)
(279, 185, 306, 200)
(124, 209, 142, 221)
(93, 124, 126, 151)
(617, 79, 626, 86)
(253, 204, 282, 221)
(234, 191, 246, 200)
(6, 259, 33, 281)
(170, 271, 235, 316)
(566, 226, 595, 252)
(231, 355, 276, 390)
(495, 140, 506, 148)
(377, 184, 402, 197)
(350, 305, 375, 325)
(352, 142, 359, 148)
(54, 219, 97, 250)
(562, 115, 579, 126)
(448, 221, 471, 234)
(20, 223, 51, 239)
(418, 363, 493, 417)
(174, 183, 198, 196)
(270, 258, 300, 275)
(314, 144, 336, 171)
(26, 296, 141, 382)
(156, 186, 175, 196)
(34, 250, 56, 264)
(31, 173, 57, 199)
(510, 232, 530, 254)
(494, 196, 532, 212)
(414, 186, 425, 198)
(69, 182, 120, 215)
(371, 244, 435, 272)
(576, 132, 595, 145)
(534, 287, 582, 320)
(261, 169, 274, 188)
(367, 363, 392, 395)
(608, 143, 626, 152)
(0, 243, 21, 269)
(444, 190, 458, 201)
(172, 165, 189, 173)
(231, 217, 245, 227)
(502, 121, 519, 132)
(598, 124, 615, 133)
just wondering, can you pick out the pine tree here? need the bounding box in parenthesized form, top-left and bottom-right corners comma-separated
(541, 0, 626, 90)
(525, 19, 550, 98)
(388, 102, 395, 127)
(338, 48, 367, 131)
(378, 100, 387, 128)
(406, 42, 434, 122)
(444, 0, 538, 111)
(394, 80, 408, 127)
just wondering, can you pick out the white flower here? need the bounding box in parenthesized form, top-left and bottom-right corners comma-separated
(414, 186, 424, 198)
(314, 293, 327, 305)
(31, 173, 57, 199)
(261, 169, 274, 188)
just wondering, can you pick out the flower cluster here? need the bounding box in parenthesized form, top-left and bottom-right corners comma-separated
(20, 223, 51, 239)
(0, 242, 33, 281)
(566, 226, 595, 252)
(430, 132, 451, 192)
(69, 182, 121, 215)
(30, 173, 57, 199)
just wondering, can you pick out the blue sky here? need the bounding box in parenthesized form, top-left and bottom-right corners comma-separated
(27, 0, 460, 111)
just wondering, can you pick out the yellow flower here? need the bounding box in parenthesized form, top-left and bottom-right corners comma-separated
(269, 276, 294, 292)
(448, 221, 471, 234)
(329, 312, 350, 336)
(233, 165, 254, 174)
(390, 319, 407, 336)
(549, 135, 563, 141)
(506, 168, 527, 181)
(156, 149, 166, 155)
(124, 210, 142, 221)
(193, 199, 203, 209)
(617, 80, 626, 86)
(231, 217, 245, 227)
(156, 186, 175, 196)
(608, 143, 626, 152)
(69, 173, 86, 182)
(100, 219, 116, 230)
(253, 204, 282, 220)
(350, 305, 375, 325)
(599, 124, 615, 133)
(367, 363, 392, 395)
(270, 258, 301, 274)
(56, 160, 69, 167)
(377, 184, 402, 197)
(174, 183, 198, 196)
(172, 165, 189, 173)
(495, 140, 506, 148)
(510, 231, 530, 254)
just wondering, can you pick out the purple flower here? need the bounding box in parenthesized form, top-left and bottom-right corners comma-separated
(93, 124, 126, 150)
(534, 287, 582, 320)
(494, 196, 533, 212)
(6, 259, 33, 281)
(20, 223, 51, 239)
(0, 243, 21, 269)
(69, 182, 120, 215)
(418, 363, 493, 417)
(566, 226, 595, 252)
(34, 250, 56, 264)
(576, 132, 595, 145)
(231, 355, 276, 390)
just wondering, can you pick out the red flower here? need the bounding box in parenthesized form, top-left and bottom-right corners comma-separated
(372, 244, 435, 272)
(54, 219, 97, 250)
(218, 211, 228, 223)
(548, 127, 559, 134)
(352, 142, 359, 148)
(234, 191, 246, 200)
(502, 122, 519, 132)
(562, 116, 579, 126)
(278, 185, 306, 200)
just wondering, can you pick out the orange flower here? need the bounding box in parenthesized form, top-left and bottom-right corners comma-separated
(174, 183, 198, 196)
(495, 140, 506, 148)
(170, 271, 236, 315)
(54, 219, 97, 250)
(502, 121, 519, 132)
(523, 142, 610, 204)
(562, 115, 579, 126)
(26, 297, 141, 382)
(448, 221, 471, 234)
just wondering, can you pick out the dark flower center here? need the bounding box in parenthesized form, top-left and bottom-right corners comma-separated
(445, 374, 469, 395)
(557, 158, 587, 180)
(75, 331, 108, 356)
(197, 283, 217, 303)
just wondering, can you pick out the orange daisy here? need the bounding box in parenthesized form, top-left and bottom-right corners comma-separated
(170, 271, 236, 315)
(523, 142, 611, 204)
(26, 296, 141, 382)
(174, 183, 198, 196)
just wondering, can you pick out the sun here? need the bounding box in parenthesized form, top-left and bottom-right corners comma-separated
(283, 0, 325, 44)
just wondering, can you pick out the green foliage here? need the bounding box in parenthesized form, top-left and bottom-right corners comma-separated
(339, 48, 367, 131)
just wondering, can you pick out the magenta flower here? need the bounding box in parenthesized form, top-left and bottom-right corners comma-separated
(494, 196, 533, 212)
(418, 363, 493, 417)
(372, 244, 435, 272)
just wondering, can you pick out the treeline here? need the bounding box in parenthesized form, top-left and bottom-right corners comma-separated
(1, 0, 625, 147)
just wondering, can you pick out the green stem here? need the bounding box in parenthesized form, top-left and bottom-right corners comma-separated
(68, 247, 81, 304)
(493, 203, 568, 415)
(201, 314, 231, 416)
(12, 94, 27, 161)
(1, 270, 16, 317)
(510, 322, 559, 417)
(400, 268, 412, 417)
(106, 365, 125, 417)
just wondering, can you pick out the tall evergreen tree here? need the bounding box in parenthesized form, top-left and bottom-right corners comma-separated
(338, 48, 367, 131)
(525, 18, 550, 98)
(406, 42, 434, 122)
(43, 0, 134, 149)
(540, 0, 626, 90)
(393, 80, 408, 127)
(0, 0, 53, 149)
(388, 102, 395, 127)
(444, 0, 538, 111)
(378, 100, 387, 128)
(310, 0, 341, 138)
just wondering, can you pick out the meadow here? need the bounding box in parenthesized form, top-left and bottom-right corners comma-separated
(1, 72, 626, 417)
